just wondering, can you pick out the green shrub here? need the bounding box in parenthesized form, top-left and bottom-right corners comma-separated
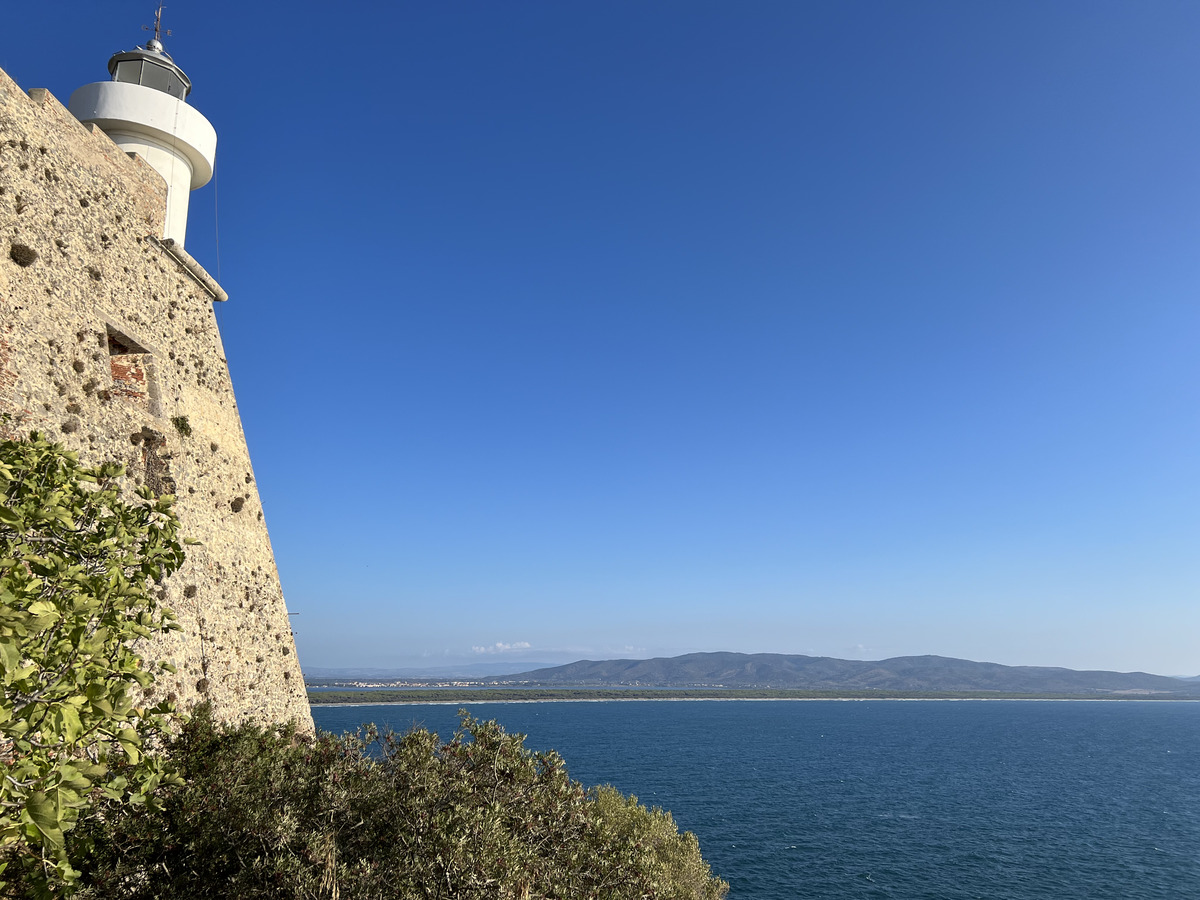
(591, 786, 727, 900)
(0, 433, 185, 894)
(70, 707, 728, 900)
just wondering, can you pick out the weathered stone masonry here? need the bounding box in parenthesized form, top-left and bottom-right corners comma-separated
(0, 65, 313, 730)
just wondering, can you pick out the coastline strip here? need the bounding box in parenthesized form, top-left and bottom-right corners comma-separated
(308, 688, 1196, 705)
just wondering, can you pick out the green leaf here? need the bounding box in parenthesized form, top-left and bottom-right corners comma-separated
(58, 705, 83, 742)
(118, 729, 142, 764)
(24, 792, 65, 850)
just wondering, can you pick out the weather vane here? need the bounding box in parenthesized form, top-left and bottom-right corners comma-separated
(142, 4, 172, 44)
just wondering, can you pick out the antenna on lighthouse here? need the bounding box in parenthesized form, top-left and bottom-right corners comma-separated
(142, 5, 172, 51)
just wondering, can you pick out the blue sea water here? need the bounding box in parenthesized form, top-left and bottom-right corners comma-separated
(311, 700, 1200, 899)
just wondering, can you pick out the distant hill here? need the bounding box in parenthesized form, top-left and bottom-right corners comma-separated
(497, 652, 1198, 696)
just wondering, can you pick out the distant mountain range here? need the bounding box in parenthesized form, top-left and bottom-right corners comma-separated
(496, 652, 1200, 696)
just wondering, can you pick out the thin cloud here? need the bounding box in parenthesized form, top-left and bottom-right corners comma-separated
(471, 641, 533, 655)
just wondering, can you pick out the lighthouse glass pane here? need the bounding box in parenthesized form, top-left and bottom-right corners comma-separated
(114, 60, 142, 84)
(142, 62, 174, 94)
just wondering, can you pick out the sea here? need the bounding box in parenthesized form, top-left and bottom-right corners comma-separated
(311, 700, 1200, 899)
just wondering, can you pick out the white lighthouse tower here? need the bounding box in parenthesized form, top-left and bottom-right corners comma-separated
(68, 12, 216, 247)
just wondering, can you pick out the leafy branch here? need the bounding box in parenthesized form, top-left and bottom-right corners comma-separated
(0, 432, 186, 893)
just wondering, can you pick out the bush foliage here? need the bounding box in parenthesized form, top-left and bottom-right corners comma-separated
(0, 433, 184, 892)
(68, 707, 727, 899)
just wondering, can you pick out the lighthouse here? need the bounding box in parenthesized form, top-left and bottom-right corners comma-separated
(68, 14, 215, 247)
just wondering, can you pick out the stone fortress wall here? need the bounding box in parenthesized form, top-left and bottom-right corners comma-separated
(0, 65, 313, 730)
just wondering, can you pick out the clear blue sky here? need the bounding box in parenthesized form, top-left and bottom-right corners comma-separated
(5, 2, 1198, 676)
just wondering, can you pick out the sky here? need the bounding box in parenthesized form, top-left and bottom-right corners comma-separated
(3, 2, 1199, 676)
